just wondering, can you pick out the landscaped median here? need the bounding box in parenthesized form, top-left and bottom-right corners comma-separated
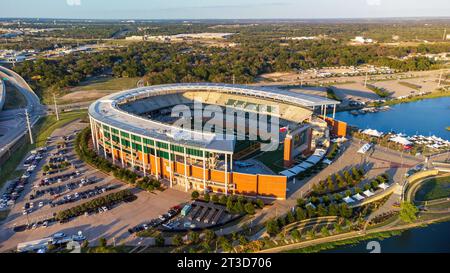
(55, 189, 136, 222)
(75, 127, 162, 192)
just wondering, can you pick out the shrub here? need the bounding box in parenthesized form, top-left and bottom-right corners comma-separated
(155, 233, 165, 247)
(211, 194, 219, 203)
(244, 202, 255, 215)
(203, 193, 210, 202)
(172, 234, 183, 246)
(191, 191, 200, 200)
(55, 190, 134, 221)
(256, 199, 264, 209)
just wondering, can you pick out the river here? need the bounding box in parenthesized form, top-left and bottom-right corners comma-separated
(334, 97, 450, 141)
(323, 97, 450, 253)
(323, 221, 450, 253)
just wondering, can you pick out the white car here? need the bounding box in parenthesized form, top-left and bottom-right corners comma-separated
(38, 201, 44, 207)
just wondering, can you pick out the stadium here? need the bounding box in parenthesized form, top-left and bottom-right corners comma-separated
(88, 83, 344, 199)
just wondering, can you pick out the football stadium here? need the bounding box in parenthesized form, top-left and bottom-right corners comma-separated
(88, 83, 345, 199)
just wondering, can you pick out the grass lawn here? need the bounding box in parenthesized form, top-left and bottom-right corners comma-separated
(70, 76, 141, 92)
(254, 147, 285, 173)
(3, 81, 27, 110)
(415, 176, 450, 201)
(0, 110, 88, 188)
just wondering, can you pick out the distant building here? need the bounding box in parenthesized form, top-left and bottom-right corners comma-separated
(352, 36, 374, 44)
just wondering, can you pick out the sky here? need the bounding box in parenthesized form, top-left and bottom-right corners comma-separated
(1, 0, 450, 20)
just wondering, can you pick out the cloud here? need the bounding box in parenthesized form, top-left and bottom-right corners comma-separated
(67, 0, 82, 6)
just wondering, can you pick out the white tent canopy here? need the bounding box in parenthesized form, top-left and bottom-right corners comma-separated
(313, 148, 326, 157)
(362, 129, 383, 137)
(352, 193, 365, 201)
(343, 196, 355, 204)
(363, 190, 374, 197)
(389, 135, 412, 146)
(378, 183, 389, 190)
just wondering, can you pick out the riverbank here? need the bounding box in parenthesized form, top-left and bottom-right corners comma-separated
(374, 89, 450, 107)
(284, 230, 402, 253)
(259, 212, 450, 253)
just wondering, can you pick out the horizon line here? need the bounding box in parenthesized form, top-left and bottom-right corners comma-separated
(1, 15, 450, 21)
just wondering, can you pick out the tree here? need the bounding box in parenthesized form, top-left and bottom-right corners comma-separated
(191, 191, 200, 200)
(291, 229, 301, 240)
(47, 243, 56, 251)
(399, 202, 418, 223)
(155, 233, 165, 247)
(217, 236, 232, 252)
(296, 198, 306, 207)
(306, 206, 317, 218)
(327, 176, 335, 191)
(256, 199, 265, 209)
(211, 194, 219, 203)
(320, 226, 330, 237)
(266, 219, 280, 236)
(295, 207, 306, 221)
(98, 237, 107, 247)
(239, 235, 248, 246)
(244, 202, 255, 215)
(317, 204, 328, 217)
(333, 222, 342, 233)
(219, 195, 228, 205)
(188, 231, 200, 244)
(286, 211, 295, 224)
(339, 203, 353, 219)
(203, 193, 210, 202)
(306, 230, 315, 239)
(226, 198, 234, 212)
(203, 229, 216, 244)
(172, 234, 184, 246)
(81, 240, 89, 248)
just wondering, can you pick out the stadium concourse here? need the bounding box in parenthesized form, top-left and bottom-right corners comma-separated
(89, 83, 344, 200)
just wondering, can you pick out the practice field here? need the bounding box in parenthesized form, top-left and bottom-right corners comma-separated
(415, 176, 450, 201)
(59, 76, 141, 104)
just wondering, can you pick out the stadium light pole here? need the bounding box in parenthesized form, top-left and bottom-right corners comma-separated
(25, 109, 34, 144)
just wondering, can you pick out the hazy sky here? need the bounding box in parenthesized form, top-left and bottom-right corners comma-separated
(1, 0, 450, 19)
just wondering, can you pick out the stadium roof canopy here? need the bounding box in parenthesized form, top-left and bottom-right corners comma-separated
(89, 83, 340, 153)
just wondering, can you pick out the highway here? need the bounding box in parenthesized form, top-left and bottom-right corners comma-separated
(0, 65, 44, 158)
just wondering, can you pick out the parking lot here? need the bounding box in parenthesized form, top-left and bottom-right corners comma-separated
(0, 119, 190, 251)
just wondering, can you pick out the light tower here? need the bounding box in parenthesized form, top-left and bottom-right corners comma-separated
(53, 93, 59, 121)
(25, 109, 34, 144)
